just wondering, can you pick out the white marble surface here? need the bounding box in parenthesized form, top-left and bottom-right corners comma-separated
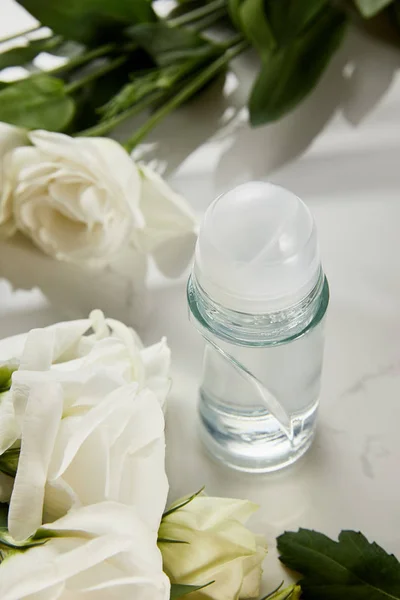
(1, 1, 400, 591)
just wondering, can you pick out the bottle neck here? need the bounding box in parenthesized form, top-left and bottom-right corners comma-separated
(187, 268, 329, 347)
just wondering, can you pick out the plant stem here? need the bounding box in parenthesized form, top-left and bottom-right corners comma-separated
(123, 39, 248, 152)
(50, 43, 115, 75)
(0, 24, 42, 44)
(38, 34, 64, 51)
(77, 90, 165, 137)
(191, 6, 229, 32)
(168, 0, 227, 28)
(220, 33, 244, 49)
(65, 56, 127, 94)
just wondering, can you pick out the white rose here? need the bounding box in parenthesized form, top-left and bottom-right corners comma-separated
(8, 130, 197, 271)
(0, 311, 170, 541)
(10, 130, 143, 267)
(159, 496, 267, 600)
(0, 502, 170, 600)
(0, 122, 28, 238)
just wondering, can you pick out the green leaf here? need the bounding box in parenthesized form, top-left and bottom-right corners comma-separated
(395, 1, 400, 24)
(168, 1, 205, 21)
(354, 0, 394, 18)
(170, 583, 214, 599)
(0, 504, 49, 553)
(125, 23, 217, 66)
(0, 75, 75, 131)
(0, 448, 19, 478)
(230, 0, 328, 51)
(260, 581, 285, 599)
(0, 504, 8, 531)
(228, 0, 243, 28)
(15, 0, 156, 45)
(239, 0, 276, 54)
(157, 538, 189, 544)
(262, 584, 302, 600)
(249, 7, 346, 125)
(0, 36, 63, 70)
(163, 487, 205, 518)
(0, 361, 18, 393)
(264, 0, 328, 45)
(278, 528, 400, 599)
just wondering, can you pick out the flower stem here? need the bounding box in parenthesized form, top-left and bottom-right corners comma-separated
(191, 6, 229, 32)
(77, 90, 165, 137)
(123, 40, 248, 152)
(0, 24, 42, 44)
(168, 0, 228, 28)
(65, 56, 127, 94)
(220, 33, 245, 49)
(50, 43, 115, 76)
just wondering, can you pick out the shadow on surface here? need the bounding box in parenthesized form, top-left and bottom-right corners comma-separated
(0, 279, 61, 338)
(127, 28, 399, 198)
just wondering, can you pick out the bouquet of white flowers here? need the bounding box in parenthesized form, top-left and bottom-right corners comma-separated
(0, 310, 301, 600)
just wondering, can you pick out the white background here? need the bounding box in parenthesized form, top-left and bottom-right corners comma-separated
(1, 1, 400, 590)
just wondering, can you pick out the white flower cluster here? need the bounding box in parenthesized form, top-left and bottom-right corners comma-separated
(0, 313, 268, 600)
(0, 310, 171, 599)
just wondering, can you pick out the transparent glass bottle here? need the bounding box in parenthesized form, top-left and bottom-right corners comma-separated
(187, 182, 329, 473)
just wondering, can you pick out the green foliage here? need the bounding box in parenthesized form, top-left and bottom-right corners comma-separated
(1, 0, 398, 140)
(261, 582, 302, 599)
(15, 0, 156, 45)
(0, 503, 50, 554)
(125, 23, 217, 67)
(264, 0, 328, 45)
(249, 6, 346, 125)
(168, 1, 209, 22)
(0, 504, 8, 531)
(238, 0, 276, 55)
(0, 75, 75, 131)
(228, 0, 243, 28)
(163, 488, 205, 519)
(278, 528, 400, 599)
(0, 36, 63, 70)
(0, 448, 19, 478)
(170, 583, 213, 599)
(0, 363, 17, 393)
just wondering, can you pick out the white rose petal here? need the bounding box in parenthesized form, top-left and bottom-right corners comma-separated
(0, 502, 170, 600)
(0, 391, 19, 454)
(19, 328, 58, 371)
(8, 382, 64, 541)
(139, 337, 171, 409)
(136, 165, 198, 276)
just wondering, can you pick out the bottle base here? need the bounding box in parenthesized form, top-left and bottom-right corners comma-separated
(198, 392, 318, 474)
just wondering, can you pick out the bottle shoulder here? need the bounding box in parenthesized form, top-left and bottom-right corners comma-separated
(187, 273, 329, 347)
